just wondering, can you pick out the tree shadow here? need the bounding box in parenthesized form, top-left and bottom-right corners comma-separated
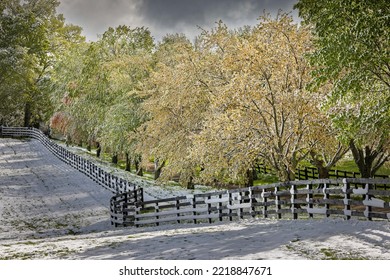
(75, 219, 390, 260)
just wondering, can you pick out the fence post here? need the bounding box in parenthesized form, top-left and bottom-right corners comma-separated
(275, 186, 281, 219)
(104, 173, 108, 188)
(139, 187, 144, 204)
(134, 199, 140, 228)
(193, 195, 197, 224)
(250, 187, 256, 218)
(291, 184, 298, 219)
(110, 197, 117, 227)
(218, 194, 223, 222)
(122, 192, 128, 226)
(208, 195, 212, 224)
(155, 202, 160, 226)
(323, 183, 330, 217)
(134, 189, 141, 226)
(238, 191, 243, 220)
(262, 189, 268, 218)
(343, 178, 351, 220)
(176, 197, 181, 224)
(228, 192, 233, 221)
(306, 184, 313, 218)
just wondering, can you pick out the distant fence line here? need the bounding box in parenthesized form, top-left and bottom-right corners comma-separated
(0, 126, 139, 195)
(256, 163, 389, 181)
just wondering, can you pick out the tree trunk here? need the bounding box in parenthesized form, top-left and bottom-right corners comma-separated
(136, 167, 143, 176)
(310, 152, 330, 179)
(134, 156, 143, 176)
(125, 153, 131, 172)
(277, 166, 295, 181)
(112, 153, 118, 164)
(245, 168, 254, 187)
(65, 134, 71, 147)
(271, 158, 296, 182)
(154, 159, 166, 180)
(349, 140, 387, 178)
(317, 166, 330, 179)
(184, 176, 194, 189)
(96, 142, 101, 158)
(24, 102, 32, 127)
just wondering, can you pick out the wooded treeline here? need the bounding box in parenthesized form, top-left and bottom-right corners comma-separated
(1, 0, 389, 188)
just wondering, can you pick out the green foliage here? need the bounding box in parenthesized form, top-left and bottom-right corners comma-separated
(295, 0, 389, 93)
(49, 24, 154, 167)
(295, 0, 390, 177)
(0, 0, 85, 126)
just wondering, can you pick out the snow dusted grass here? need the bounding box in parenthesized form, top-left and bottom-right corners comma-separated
(1, 138, 389, 260)
(54, 141, 216, 201)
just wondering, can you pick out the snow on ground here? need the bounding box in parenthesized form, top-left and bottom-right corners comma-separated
(0, 138, 389, 260)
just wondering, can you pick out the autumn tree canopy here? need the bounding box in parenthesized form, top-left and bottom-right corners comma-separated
(192, 15, 325, 183)
(2, 2, 388, 187)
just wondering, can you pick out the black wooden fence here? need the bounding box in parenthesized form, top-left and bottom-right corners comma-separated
(111, 178, 390, 227)
(295, 166, 389, 180)
(256, 163, 389, 181)
(0, 126, 138, 194)
(110, 187, 144, 226)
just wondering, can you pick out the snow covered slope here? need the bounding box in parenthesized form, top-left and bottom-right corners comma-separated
(1, 138, 389, 260)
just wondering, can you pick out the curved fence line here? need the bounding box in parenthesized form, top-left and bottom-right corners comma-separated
(111, 178, 390, 227)
(0, 126, 141, 197)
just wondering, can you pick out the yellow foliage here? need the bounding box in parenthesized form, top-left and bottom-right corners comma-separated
(138, 13, 337, 184)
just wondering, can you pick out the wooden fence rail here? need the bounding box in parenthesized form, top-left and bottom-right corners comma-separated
(295, 166, 389, 181)
(112, 178, 390, 227)
(0, 126, 140, 195)
(110, 187, 144, 227)
(256, 163, 389, 183)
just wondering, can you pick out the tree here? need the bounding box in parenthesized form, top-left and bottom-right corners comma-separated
(96, 26, 154, 169)
(49, 38, 88, 143)
(295, 0, 390, 177)
(0, 0, 82, 127)
(139, 34, 212, 187)
(193, 14, 319, 183)
(50, 25, 154, 169)
(306, 109, 349, 178)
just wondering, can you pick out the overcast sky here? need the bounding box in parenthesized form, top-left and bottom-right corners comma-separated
(57, 0, 299, 42)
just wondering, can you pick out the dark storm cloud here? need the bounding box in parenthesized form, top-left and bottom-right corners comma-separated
(58, 0, 298, 42)
(58, 0, 144, 40)
(140, 0, 295, 28)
